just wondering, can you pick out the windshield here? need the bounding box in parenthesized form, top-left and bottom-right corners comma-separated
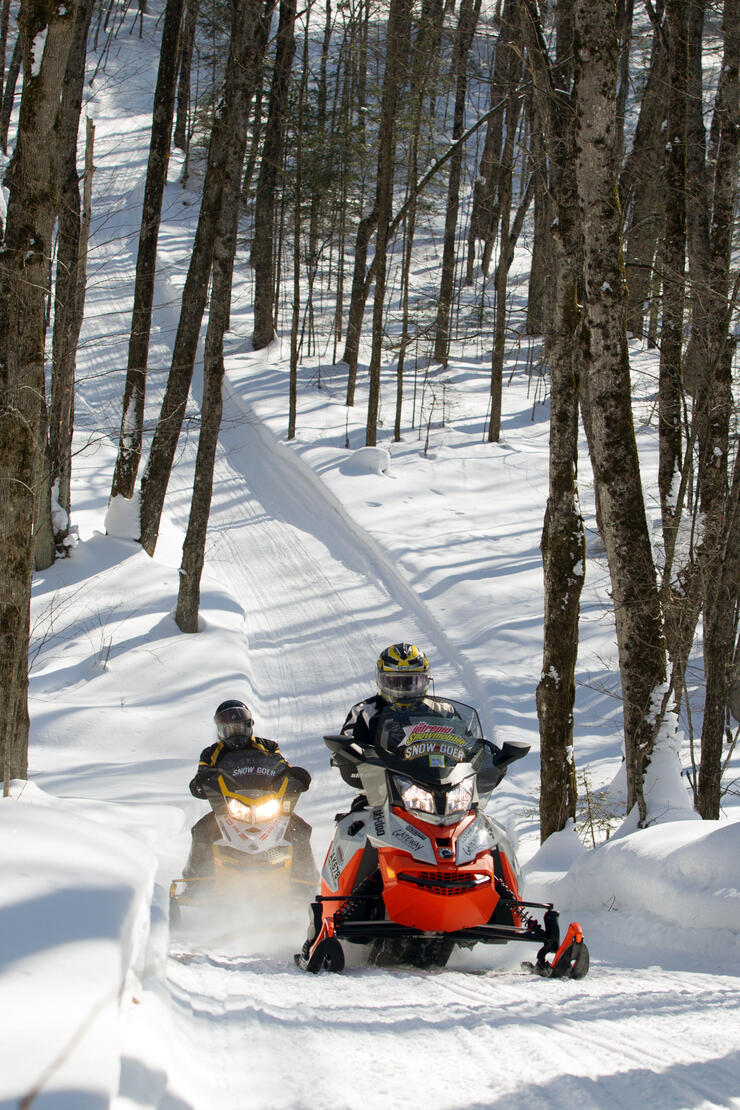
(373, 696, 484, 785)
(205, 748, 289, 797)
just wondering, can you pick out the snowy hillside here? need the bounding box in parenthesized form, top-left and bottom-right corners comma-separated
(1, 4, 739, 1108)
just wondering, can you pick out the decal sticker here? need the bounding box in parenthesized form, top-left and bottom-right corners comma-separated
(324, 849, 342, 890)
(456, 818, 492, 863)
(403, 740, 465, 761)
(372, 807, 386, 837)
(429, 753, 445, 767)
(387, 812, 437, 863)
(392, 826, 428, 852)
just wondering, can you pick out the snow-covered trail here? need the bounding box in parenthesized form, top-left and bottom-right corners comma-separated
(156, 930, 740, 1110)
(147, 394, 740, 1110)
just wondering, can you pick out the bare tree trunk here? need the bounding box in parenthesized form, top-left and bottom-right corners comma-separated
(699, 443, 740, 817)
(174, 0, 198, 151)
(467, 0, 517, 282)
(694, 0, 740, 816)
(487, 63, 524, 442)
(0, 0, 76, 784)
(0, 34, 20, 153)
(110, 0, 185, 502)
(574, 0, 667, 824)
(526, 109, 551, 337)
(365, 0, 412, 446)
(432, 0, 481, 366)
(139, 0, 272, 556)
(394, 0, 445, 436)
(519, 0, 585, 841)
(0, 0, 12, 94)
(657, 0, 687, 550)
(342, 204, 377, 401)
(620, 25, 668, 338)
(49, 0, 94, 544)
(662, 0, 738, 788)
(614, 0, 634, 167)
(175, 0, 266, 629)
(251, 0, 297, 349)
(288, 5, 309, 440)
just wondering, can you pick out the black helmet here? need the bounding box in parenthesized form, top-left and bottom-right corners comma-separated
(376, 643, 431, 703)
(214, 699, 254, 747)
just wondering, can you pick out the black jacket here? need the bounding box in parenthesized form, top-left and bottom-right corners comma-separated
(340, 694, 389, 749)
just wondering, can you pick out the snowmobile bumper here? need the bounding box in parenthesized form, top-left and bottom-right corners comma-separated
(295, 904, 589, 978)
(332, 917, 551, 946)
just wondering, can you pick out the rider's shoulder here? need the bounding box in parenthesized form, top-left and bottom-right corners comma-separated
(252, 735, 280, 754)
(345, 693, 384, 719)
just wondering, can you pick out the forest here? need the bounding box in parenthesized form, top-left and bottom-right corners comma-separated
(0, 0, 737, 840)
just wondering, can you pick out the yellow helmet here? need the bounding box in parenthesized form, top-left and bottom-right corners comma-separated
(376, 643, 430, 703)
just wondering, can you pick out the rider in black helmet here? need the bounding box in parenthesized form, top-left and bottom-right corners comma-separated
(185, 699, 314, 879)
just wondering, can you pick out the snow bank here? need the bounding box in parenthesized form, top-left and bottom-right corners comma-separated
(339, 446, 391, 475)
(0, 782, 156, 1108)
(525, 819, 740, 935)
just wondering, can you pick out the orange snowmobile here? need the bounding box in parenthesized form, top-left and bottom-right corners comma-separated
(295, 696, 589, 977)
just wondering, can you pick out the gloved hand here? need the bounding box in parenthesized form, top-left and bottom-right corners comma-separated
(289, 766, 312, 792)
(189, 767, 218, 798)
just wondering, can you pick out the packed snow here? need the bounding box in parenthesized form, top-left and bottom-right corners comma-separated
(1, 4, 739, 1108)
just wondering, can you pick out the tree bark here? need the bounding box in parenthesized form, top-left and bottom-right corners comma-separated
(49, 0, 94, 542)
(139, 0, 272, 556)
(0, 34, 21, 154)
(487, 68, 525, 442)
(365, 0, 412, 446)
(176, 0, 266, 631)
(467, 0, 517, 282)
(174, 0, 198, 151)
(519, 0, 585, 841)
(251, 0, 297, 350)
(432, 0, 481, 366)
(657, 0, 687, 550)
(342, 204, 377, 401)
(698, 443, 740, 817)
(620, 28, 668, 339)
(110, 0, 185, 502)
(573, 0, 667, 824)
(0, 0, 77, 784)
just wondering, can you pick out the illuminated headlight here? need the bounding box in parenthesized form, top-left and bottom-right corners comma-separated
(253, 797, 281, 822)
(446, 777, 474, 817)
(227, 797, 251, 821)
(226, 796, 281, 822)
(396, 777, 436, 816)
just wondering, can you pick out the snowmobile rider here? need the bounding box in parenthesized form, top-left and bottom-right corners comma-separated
(185, 698, 316, 881)
(342, 642, 435, 748)
(338, 642, 459, 810)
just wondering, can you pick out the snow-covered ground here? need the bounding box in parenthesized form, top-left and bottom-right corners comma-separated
(1, 5, 739, 1108)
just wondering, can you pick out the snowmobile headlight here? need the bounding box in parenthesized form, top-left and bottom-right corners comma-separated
(227, 797, 251, 821)
(445, 776, 474, 817)
(397, 778, 436, 816)
(253, 797, 281, 822)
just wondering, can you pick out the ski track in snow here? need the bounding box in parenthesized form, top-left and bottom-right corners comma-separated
(77, 13, 740, 1110)
(162, 930, 740, 1110)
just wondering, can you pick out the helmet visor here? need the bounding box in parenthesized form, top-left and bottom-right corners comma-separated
(378, 672, 429, 700)
(215, 706, 254, 741)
